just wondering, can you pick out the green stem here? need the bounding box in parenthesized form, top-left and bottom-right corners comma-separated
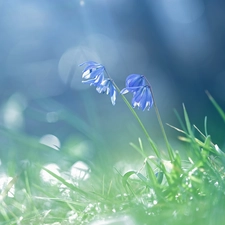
(120, 93, 161, 158)
(148, 84, 174, 161)
(105, 70, 161, 158)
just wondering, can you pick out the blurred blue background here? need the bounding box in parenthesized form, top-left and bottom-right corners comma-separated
(0, 0, 225, 166)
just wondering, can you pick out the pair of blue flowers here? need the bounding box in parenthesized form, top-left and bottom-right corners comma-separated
(80, 61, 154, 111)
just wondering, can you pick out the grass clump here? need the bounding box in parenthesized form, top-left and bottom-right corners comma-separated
(0, 91, 225, 225)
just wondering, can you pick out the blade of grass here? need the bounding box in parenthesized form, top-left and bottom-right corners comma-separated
(145, 161, 159, 187)
(0, 172, 21, 203)
(183, 104, 193, 137)
(174, 108, 188, 133)
(206, 90, 225, 123)
(129, 142, 148, 159)
(204, 116, 208, 136)
(24, 170, 38, 213)
(36, 164, 94, 199)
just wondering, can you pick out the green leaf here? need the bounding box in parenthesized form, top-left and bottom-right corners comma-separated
(145, 162, 158, 187)
(122, 171, 137, 188)
(183, 104, 193, 136)
(156, 171, 164, 184)
(206, 91, 225, 124)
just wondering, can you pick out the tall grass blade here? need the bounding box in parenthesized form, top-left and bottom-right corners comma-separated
(206, 90, 225, 124)
(204, 116, 208, 136)
(37, 165, 93, 199)
(182, 104, 193, 136)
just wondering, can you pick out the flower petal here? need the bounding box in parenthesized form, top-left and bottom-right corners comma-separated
(81, 61, 105, 86)
(130, 86, 153, 111)
(120, 86, 140, 94)
(120, 88, 129, 95)
(125, 74, 145, 88)
(80, 61, 117, 105)
(110, 87, 116, 105)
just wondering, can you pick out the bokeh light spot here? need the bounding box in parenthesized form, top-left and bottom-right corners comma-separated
(70, 161, 90, 180)
(2, 93, 27, 130)
(80, 0, 85, 6)
(40, 163, 60, 185)
(40, 134, 60, 150)
(90, 215, 135, 225)
(161, 0, 205, 24)
(46, 111, 59, 123)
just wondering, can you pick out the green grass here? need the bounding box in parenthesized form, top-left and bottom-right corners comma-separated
(1, 93, 225, 225)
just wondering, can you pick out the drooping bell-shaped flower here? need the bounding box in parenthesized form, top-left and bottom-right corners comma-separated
(96, 79, 116, 105)
(80, 61, 105, 86)
(121, 74, 153, 111)
(120, 74, 146, 94)
(131, 85, 153, 111)
(80, 61, 117, 105)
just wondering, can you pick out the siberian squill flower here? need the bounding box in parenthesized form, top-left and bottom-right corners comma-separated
(124, 74, 146, 90)
(80, 61, 105, 86)
(96, 78, 116, 105)
(121, 74, 153, 111)
(80, 61, 117, 105)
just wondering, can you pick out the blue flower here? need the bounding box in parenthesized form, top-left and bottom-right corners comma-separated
(80, 61, 117, 105)
(96, 79, 117, 105)
(80, 61, 105, 86)
(125, 74, 146, 88)
(121, 74, 153, 111)
(120, 74, 146, 94)
(131, 85, 153, 111)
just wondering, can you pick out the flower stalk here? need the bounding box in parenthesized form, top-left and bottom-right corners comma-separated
(80, 61, 174, 161)
(148, 84, 174, 161)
